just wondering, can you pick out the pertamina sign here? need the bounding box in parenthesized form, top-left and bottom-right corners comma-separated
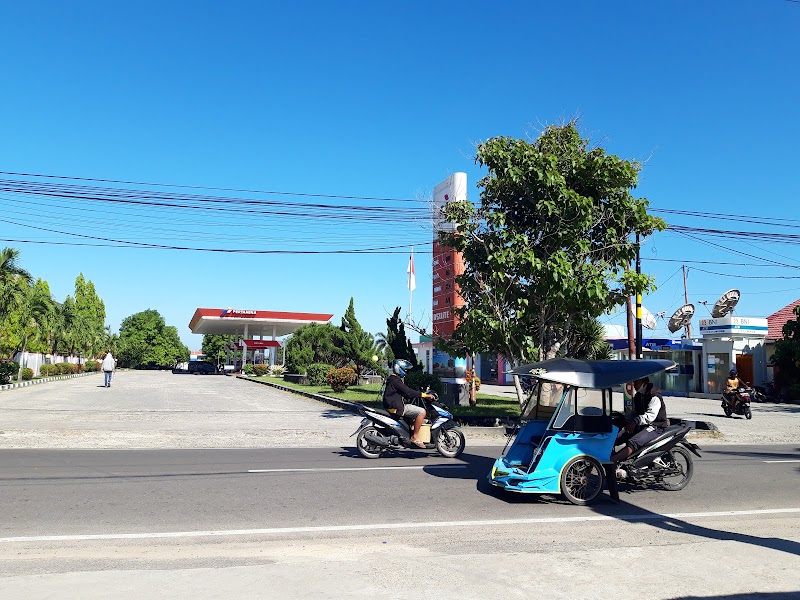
(220, 309, 258, 318)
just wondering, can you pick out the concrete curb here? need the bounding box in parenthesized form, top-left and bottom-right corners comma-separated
(0, 371, 97, 392)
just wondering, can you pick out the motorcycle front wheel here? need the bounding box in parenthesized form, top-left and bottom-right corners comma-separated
(356, 427, 383, 459)
(661, 447, 693, 491)
(744, 406, 752, 420)
(722, 402, 732, 418)
(435, 427, 465, 458)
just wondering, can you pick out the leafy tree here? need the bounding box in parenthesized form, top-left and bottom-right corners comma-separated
(385, 307, 420, 371)
(72, 274, 107, 359)
(563, 316, 613, 360)
(117, 309, 189, 368)
(0, 247, 32, 321)
(771, 305, 800, 399)
(202, 334, 229, 366)
(440, 122, 666, 365)
(284, 322, 346, 374)
(337, 297, 374, 376)
(14, 279, 55, 379)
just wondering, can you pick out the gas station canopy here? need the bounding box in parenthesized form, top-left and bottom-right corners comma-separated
(189, 308, 333, 337)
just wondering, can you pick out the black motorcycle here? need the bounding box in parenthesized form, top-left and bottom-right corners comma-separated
(722, 387, 753, 419)
(352, 392, 465, 459)
(615, 423, 702, 490)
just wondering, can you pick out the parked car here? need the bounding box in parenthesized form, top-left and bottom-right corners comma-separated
(188, 361, 217, 375)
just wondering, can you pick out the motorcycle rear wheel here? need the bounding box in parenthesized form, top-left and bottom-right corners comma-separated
(356, 426, 384, 459)
(436, 427, 465, 458)
(661, 447, 693, 491)
(560, 456, 605, 505)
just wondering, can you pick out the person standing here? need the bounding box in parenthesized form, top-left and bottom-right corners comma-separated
(101, 351, 116, 388)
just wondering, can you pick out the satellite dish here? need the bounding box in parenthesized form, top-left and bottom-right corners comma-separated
(641, 306, 658, 330)
(668, 304, 695, 333)
(712, 289, 740, 318)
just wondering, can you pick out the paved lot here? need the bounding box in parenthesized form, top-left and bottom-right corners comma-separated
(0, 371, 797, 448)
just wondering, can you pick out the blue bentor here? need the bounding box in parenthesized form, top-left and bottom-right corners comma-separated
(489, 358, 678, 505)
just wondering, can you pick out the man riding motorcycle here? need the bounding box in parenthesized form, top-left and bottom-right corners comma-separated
(611, 376, 669, 466)
(724, 369, 748, 410)
(383, 359, 433, 448)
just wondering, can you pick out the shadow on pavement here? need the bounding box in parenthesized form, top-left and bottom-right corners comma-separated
(672, 594, 800, 600)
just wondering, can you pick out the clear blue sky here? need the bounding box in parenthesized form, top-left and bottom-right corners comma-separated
(1, 0, 798, 349)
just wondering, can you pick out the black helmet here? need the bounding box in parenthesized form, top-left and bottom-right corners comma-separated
(729, 369, 737, 376)
(392, 359, 413, 377)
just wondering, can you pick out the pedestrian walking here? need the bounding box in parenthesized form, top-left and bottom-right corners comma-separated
(101, 350, 116, 388)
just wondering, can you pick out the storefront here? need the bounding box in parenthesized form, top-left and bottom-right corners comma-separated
(699, 316, 768, 393)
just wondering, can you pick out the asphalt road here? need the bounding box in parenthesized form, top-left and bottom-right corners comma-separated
(1, 372, 798, 599)
(1, 444, 798, 599)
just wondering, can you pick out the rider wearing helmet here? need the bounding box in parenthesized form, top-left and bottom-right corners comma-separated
(725, 369, 748, 409)
(383, 359, 433, 448)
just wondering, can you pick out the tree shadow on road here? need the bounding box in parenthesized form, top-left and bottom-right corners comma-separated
(672, 593, 800, 600)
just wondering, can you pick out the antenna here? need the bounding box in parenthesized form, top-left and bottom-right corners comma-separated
(668, 304, 695, 334)
(641, 306, 658, 330)
(711, 289, 741, 318)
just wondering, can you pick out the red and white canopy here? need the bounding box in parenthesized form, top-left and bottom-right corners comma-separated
(189, 308, 333, 337)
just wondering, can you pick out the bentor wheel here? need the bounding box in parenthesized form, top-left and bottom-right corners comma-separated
(744, 406, 752, 420)
(560, 456, 605, 505)
(436, 427, 465, 458)
(356, 426, 383, 459)
(660, 447, 694, 491)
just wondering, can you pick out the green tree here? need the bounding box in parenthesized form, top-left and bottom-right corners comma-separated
(771, 305, 800, 399)
(284, 322, 346, 374)
(337, 297, 374, 376)
(0, 247, 33, 320)
(117, 309, 189, 368)
(385, 307, 419, 371)
(72, 274, 107, 359)
(202, 334, 229, 366)
(564, 316, 613, 360)
(440, 122, 666, 365)
(14, 279, 55, 379)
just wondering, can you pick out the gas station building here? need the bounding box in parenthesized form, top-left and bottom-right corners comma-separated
(188, 308, 333, 369)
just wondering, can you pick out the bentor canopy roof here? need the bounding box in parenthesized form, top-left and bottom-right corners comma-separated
(509, 358, 677, 388)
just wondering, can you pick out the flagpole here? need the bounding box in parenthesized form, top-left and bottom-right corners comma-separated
(409, 247, 414, 323)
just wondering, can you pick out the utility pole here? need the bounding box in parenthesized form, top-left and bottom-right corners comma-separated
(626, 296, 636, 360)
(635, 233, 642, 359)
(682, 264, 692, 338)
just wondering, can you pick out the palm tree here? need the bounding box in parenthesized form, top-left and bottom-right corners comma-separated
(14, 280, 55, 380)
(0, 247, 33, 320)
(564, 316, 613, 360)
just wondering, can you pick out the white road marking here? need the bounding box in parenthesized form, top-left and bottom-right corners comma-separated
(246, 465, 468, 473)
(2, 508, 799, 544)
(763, 460, 800, 463)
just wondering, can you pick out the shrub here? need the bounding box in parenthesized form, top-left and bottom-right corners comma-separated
(39, 364, 56, 377)
(83, 360, 100, 372)
(404, 371, 443, 396)
(243, 363, 255, 375)
(268, 364, 286, 377)
(306, 363, 335, 386)
(327, 366, 356, 392)
(465, 369, 481, 392)
(21, 367, 34, 380)
(253, 364, 268, 376)
(0, 361, 15, 384)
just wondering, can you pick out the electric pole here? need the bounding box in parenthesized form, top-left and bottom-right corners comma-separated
(635, 233, 642, 359)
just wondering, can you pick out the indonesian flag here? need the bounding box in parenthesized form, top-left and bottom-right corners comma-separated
(407, 249, 416, 291)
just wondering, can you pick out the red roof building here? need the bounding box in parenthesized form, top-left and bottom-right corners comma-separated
(767, 299, 800, 340)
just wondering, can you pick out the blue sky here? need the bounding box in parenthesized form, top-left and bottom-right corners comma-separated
(1, 1, 798, 349)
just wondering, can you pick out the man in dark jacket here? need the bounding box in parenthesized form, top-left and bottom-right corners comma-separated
(611, 376, 668, 462)
(383, 359, 433, 448)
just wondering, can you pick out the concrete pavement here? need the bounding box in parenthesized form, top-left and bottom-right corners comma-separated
(0, 371, 797, 449)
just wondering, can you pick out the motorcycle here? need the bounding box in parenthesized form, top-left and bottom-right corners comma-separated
(722, 387, 753, 419)
(615, 423, 702, 491)
(754, 382, 780, 403)
(352, 391, 465, 459)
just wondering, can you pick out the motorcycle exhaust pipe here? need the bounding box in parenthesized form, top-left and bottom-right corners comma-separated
(363, 429, 392, 447)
